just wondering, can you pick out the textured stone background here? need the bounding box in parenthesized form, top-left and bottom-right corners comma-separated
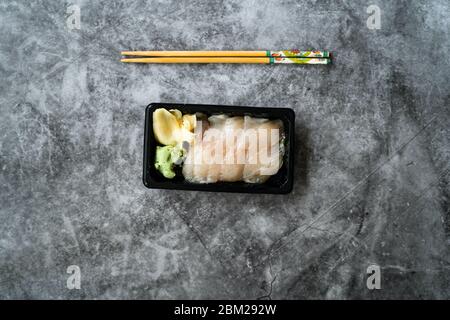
(0, 0, 449, 299)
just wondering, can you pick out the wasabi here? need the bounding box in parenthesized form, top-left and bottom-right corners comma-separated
(154, 145, 185, 178)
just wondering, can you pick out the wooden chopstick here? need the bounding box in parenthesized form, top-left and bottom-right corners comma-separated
(120, 57, 331, 64)
(121, 50, 330, 58)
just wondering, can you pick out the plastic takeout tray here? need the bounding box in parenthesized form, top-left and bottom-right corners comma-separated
(143, 103, 295, 194)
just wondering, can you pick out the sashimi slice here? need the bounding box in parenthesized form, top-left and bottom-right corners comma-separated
(205, 115, 227, 183)
(220, 116, 245, 182)
(183, 118, 208, 183)
(242, 116, 264, 183)
(243, 117, 283, 183)
(257, 119, 283, 178)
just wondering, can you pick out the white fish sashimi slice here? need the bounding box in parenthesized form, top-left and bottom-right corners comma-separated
(182, 161, 195, 181)
(220, 116, 245, 182)
(257, 120, 283, 178)
(183, 119, 208, 183)
(205, 115, 227, 183)
(243, 116, 283, 183)
(242, 116, 265, 183)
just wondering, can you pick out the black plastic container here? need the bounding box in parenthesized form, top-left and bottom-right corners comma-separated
(143, 103, 295, 194)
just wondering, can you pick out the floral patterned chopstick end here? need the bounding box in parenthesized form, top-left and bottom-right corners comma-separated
(270, 57, 331, 64)
(268, 50, 330, 58)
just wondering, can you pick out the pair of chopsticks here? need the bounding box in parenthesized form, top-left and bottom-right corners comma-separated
(120, 50, 331, 64)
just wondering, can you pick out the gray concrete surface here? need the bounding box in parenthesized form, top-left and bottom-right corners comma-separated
(0, 0, 449, 299)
